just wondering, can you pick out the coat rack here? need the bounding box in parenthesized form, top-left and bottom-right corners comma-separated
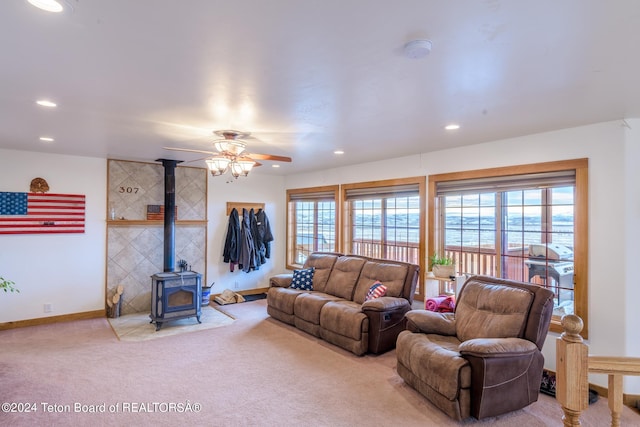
(226, 202, 265, 216)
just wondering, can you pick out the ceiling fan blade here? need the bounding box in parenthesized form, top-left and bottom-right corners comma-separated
(183, 156, 212, 164)
(163, 147, 217, 156)
(236, 156, 263, 167)
(246, 153, 292, 162)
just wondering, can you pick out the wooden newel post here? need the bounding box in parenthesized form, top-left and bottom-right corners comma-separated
(556, 314, 589, 426)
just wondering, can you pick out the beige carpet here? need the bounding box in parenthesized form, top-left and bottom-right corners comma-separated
(1, 299, 639, 426)
(107, 305, 235, 341)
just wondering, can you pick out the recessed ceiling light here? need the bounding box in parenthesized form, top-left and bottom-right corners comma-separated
(334, 150, 344, 155)
(403, 39, 433, 59)
(271, 164, 280, 168)
(445, 124, 460, 130)
(28, 0, 63, 13)
(36, 99, 57, 107)
(39, 137, 54, 142)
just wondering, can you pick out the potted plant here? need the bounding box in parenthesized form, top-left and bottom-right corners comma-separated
(0, 276, 19, 294)
(429, 253, 456, 278)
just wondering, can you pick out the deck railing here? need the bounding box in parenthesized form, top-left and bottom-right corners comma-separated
(344, 241, 568, 301)
(556, 314, 640, 426)
(351, 241, 544, 284)
(349, 241, 523, 278)
(443, 246, 535, 281)
(351, 240, 419, 265)
(443, 247, 497, 276)
(295, 239, 420, 266)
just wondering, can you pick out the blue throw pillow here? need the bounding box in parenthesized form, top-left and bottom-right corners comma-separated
(290, 267, 314, 290)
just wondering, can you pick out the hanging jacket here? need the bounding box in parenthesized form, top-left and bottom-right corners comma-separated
(256, 208, 274, 261)
(239, 208, 258, 273)
(249, 208, 265, 266)
(223, 208, 241, 271)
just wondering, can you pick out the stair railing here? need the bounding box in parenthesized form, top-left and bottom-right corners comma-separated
(556, 314, 640, 426)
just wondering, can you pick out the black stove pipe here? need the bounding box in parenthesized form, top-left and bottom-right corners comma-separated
(157, 159, 182, 272)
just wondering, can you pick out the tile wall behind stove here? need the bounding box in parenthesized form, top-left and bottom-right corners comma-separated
(106, 160, 207, 315)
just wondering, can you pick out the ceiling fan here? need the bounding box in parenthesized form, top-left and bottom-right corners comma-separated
(164, 130, 292, 178)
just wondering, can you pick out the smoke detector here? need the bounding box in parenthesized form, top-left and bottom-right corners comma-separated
(403, 39, 433, 59)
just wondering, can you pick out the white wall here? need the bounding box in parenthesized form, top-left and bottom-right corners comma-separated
(286, 119, 637, 393)
(0, 149, 107, 322)
(623, 119, 640, 392)
(206, 173, 287, 294)
(285, 153, 426, 188)
(0, 149, 286, 323)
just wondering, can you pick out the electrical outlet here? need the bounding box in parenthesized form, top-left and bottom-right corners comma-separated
(234, 281, 239, 289)
(44, 303, 53, 313)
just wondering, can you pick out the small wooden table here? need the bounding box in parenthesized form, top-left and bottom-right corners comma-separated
(425, 273, 462, 298)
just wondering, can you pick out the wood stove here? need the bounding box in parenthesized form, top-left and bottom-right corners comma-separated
(149, 159, 203, 331)
(150, 271, 202, 330)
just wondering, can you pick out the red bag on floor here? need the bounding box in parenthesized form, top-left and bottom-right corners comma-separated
(436, 295, 455, 313)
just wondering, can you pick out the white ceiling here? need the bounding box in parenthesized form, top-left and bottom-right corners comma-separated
(2, 1, 640, 174)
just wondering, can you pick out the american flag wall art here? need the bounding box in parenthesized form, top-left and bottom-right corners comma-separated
(0, 192, 86, 234)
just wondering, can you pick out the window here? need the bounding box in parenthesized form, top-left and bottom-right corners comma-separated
(429, 159, 588, 336)
(286, 186, 339, 269)
(342, 177, 426, 298)
(286, 178, 427, 297)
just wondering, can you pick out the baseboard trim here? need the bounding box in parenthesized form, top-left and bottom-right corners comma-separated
(236, 287, 269, 296)
(624, 393, 640, 411)
(212, 287, 269, 298)
(0, 309, 105, 331)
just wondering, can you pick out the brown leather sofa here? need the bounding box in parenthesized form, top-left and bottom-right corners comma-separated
(267, 252, 419, 356)
(396, 275, 554, 420)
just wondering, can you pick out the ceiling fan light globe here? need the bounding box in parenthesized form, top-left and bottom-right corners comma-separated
(230, 162, 243, 178)
(230, 161, 252, 178)
(206, 156, 231, 175)
(236, 159, 256, 176)
(214, 140, 246, 156)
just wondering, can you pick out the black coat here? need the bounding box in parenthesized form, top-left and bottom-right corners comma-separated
(223, 208, 241, 271)
(239, 208, 258, 273)
(255, 209, 274, 261)
(250, 209, 264, 265)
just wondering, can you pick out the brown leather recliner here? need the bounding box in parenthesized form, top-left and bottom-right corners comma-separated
(396, 275, 554, 420)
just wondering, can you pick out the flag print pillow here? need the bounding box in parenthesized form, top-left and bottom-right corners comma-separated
(365, 281, 387, 301)
(290, 267, 315, 291)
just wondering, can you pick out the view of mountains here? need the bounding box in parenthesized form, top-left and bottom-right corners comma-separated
(295, 201, 574, 249)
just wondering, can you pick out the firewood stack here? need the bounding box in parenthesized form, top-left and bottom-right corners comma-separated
(107, 285, 124, 318)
